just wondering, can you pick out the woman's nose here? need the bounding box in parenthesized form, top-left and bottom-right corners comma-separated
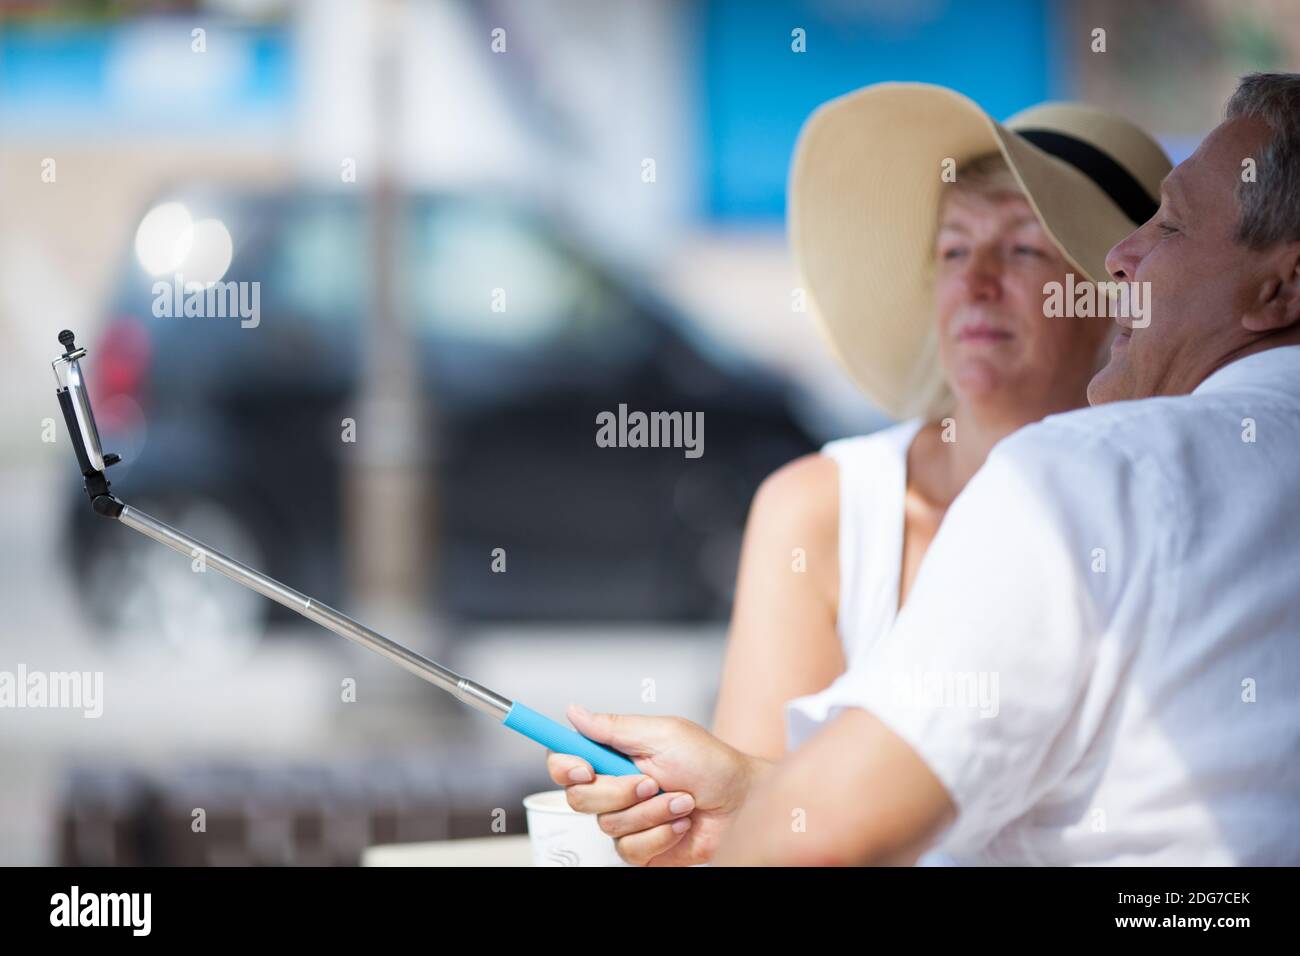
(962, 247, 1003, 301)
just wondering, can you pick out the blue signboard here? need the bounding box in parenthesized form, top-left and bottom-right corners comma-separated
(694, 0, 1062, 221)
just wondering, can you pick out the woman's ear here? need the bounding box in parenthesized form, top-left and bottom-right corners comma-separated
(1243, 244, 1300, 333)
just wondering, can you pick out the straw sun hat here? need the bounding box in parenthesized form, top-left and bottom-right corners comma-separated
(788, 82, 1172, 421)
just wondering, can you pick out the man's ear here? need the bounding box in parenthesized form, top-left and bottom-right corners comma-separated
(1243, 243, 1300, 333)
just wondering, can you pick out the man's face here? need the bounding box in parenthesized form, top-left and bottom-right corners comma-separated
(1088, 116, 1275, 404)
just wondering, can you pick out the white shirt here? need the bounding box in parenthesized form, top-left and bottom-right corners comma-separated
(786, 345, 1300, 865)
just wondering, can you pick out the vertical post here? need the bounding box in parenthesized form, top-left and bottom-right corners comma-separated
(345, 0, 434, 623)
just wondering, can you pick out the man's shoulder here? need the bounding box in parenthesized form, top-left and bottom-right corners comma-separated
(991, 397, 1181, 472)
(978, 397, 1198, 531)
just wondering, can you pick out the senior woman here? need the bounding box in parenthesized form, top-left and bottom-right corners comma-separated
(546, 82, 1171, 866)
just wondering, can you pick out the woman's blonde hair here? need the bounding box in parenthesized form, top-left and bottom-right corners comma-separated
(950, 152, 1023, 199)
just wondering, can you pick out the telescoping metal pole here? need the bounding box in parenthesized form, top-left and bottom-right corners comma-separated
(119, 504, 511, 718)
(51, 330, 645, 779)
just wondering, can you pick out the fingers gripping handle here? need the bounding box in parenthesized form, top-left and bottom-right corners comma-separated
(504, 702, 642, 777)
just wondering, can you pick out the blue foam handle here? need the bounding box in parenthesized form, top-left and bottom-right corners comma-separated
(503, 701, 643, 777)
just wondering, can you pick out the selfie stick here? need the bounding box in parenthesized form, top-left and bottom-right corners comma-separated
(51, 330, 642, 778)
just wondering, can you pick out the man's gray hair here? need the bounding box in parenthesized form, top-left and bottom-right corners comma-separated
(1225, 72, 1300, 248)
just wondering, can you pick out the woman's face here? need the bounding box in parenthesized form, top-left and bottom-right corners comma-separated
(934, 190, 1111, 417)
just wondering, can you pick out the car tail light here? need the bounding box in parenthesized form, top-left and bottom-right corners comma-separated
(91, 316, 152, 431)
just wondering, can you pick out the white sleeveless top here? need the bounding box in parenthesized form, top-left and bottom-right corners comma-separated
(783, 418, 957, 866)
(782, 417, 923, 736)
(824, 418, 924, 669)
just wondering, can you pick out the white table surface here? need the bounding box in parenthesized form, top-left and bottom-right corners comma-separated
(363, 835, 533, 867)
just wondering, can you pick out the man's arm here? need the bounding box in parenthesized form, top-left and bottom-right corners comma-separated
(712, 706, 955, 866)
(712, 423, 1149, 865)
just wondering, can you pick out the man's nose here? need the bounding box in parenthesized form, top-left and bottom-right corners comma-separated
(1105, 225, 1144, 281)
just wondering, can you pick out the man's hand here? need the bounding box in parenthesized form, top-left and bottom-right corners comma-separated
(546, 704, 771, 866)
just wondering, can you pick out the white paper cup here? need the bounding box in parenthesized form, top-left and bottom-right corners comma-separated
(523, 789, 631, 867)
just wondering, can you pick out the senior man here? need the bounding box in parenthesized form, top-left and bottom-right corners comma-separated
(547, 72, 1300, 866)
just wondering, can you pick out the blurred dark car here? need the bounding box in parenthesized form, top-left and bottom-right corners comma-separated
(65, 189, 821, 645)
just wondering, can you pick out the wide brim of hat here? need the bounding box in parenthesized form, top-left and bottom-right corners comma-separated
(788, 82, 1146, 421)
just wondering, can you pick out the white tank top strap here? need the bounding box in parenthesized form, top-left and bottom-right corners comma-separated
(819, 417, 925, 667)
